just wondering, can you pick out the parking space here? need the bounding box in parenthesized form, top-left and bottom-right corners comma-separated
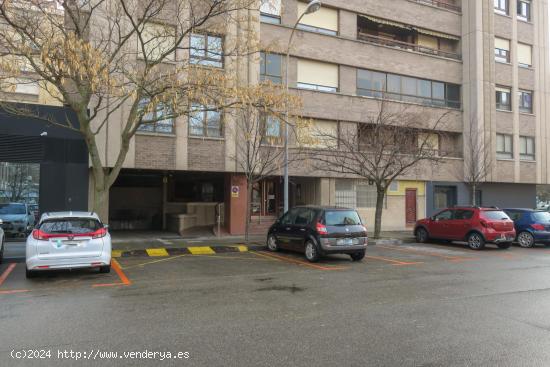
(5, 241, 550, 298)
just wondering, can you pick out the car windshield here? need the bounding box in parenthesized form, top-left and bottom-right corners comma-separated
(324, 210, 362, 226)
(532, 212, 550, 222)
(39, 218, 102, 234)
(0, 203, 26, 215)
(481, 211, 510, 220)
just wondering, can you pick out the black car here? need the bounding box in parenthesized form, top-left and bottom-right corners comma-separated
(267, 206, 368, 262)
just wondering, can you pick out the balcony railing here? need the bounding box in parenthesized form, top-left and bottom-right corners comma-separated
(357, 32, 461, 61)
(409, 0, 461, 12)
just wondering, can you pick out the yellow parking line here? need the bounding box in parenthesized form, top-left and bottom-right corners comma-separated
(188, 246, 215, 255)
(146, 248, 169, 257)
(111, 250, 123, 258)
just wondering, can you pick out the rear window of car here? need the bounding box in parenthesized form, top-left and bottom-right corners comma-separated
(481, 211, 510, 220)
(39, 218, 102, 234)
(0, 203, 25, 215)
(324, 210, 362, 226)
(532, 212, 550, 222)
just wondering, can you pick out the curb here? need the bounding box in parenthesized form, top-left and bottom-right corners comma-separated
(112, 244, 266, 258)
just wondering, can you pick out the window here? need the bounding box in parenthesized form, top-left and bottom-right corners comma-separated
(261, 115, 282, 144)
(296, 2, 338, 35)
(494, 38, 510, 63)
(260, 52, 282, 84)
(140, 23, 175, 61)
(496, 86, 511, 111)
(519, 136, 535, 160)
(190, 33, 223, 68)
(418, 133, 440, 153)
(356, 68, 461, 109)
(260, 0, 281, 24)
(137, 98, 174, 134)
(497, 133, 513, 159)
(434, 186, 457, 209)
(518, 90, 533, 113)
(434, 210, 453, 221)
(297, 59, 338, 92)
(335, 179, 385, 209)
(494, 0, 508, 14)
(324, 210, 362, 226)
(189, 103, 222, 137)
(454, 209, 474, 220)
(518, 43, 532, 67)
(388, 180, 399, 192)
(517, 0, 531, 21)
(14, 79, 39, 95)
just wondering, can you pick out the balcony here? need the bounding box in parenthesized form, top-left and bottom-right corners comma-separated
(409, 0, 461, 13)
(357, 14, 461, 61)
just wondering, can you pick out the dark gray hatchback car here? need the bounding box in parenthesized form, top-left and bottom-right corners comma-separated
(267, 206, 368, 262)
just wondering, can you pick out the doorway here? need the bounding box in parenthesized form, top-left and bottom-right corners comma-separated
(405, 188, 417, 226)
(251, 179, 280, 218)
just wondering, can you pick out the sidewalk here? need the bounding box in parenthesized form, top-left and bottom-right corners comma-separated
(110, 230, 414, 252)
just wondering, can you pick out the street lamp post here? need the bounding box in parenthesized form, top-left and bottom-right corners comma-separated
(283, 0, 321, 214)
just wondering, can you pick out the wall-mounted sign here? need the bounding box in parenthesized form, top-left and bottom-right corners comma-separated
(231, 185, 240, 198)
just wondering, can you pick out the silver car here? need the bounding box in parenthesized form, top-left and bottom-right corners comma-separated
(0, 203, 35, 238)
(25, 212, 111, 278)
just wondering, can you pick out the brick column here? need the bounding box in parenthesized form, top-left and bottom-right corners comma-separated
(225, 173, 248, 235)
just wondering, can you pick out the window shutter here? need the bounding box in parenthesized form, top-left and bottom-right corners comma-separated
(297, 2, 338, 32)
(495, 38, 510, 51)
(297, 59, 339, 88)
(518, 43, 532, 66)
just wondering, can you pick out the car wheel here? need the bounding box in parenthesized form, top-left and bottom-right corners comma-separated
(467, 232, 485, 250)
(25, 268, 37, 279)
(517, 231, 535, 248)
(99, 265, 111, 274)
(266, 234, 279, 252)
(304, 240, 320, 263)
(415, 228, 429, 243)
(350, 250, 366, 261)
(497, 242, 511, 249)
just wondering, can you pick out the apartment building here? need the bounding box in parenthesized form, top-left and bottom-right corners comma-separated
(0, 0, 548, 233)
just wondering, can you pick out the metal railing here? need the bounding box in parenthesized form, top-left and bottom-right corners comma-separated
(357, 32, 461, 61)
(409, 0, 461, 12)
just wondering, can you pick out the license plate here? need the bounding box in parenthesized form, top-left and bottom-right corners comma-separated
(337, 238, 355, 246)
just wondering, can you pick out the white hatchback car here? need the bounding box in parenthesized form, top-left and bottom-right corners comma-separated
(26, 212, 111, 278)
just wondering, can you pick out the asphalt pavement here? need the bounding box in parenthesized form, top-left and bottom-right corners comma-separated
(2, 240, 550, 366)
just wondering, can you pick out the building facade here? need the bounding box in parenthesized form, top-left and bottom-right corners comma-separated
(1, 0, 548, 234)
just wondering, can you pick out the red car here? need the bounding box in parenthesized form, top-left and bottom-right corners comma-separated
(414, 206, 516, 250)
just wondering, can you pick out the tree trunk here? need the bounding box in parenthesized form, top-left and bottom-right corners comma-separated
(245, 180, 252, 244)
(92, 185, 109, 221)
(471, 183, 476, 206)
(373, 186, 385, 239)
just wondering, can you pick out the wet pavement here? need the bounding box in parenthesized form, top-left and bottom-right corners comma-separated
(2, 241, 550, 366)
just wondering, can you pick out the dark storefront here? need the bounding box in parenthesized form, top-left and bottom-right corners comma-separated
(0, 104, 89, 216)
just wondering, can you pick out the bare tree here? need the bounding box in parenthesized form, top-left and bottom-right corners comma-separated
(0, 163, 38, 202)
(0, 0, 281, 220)
(458, 116, 492, 206)
(230, 92, 303, 242)
(309, 100, 450, 238)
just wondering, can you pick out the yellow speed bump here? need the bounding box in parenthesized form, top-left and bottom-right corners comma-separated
(188, 246, 215, 255)
(146, 248, 169, 257)
(111, 250, 123, 258)
(235, 245, 248, 252)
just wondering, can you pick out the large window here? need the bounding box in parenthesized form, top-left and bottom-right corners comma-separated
(494, 0, 508, 14)
(0, 163, 40, 217)
(518, 90, 533, 113)
(297, 2, 338, 35)
(496, 86, 511, 111)
(260, 0, 281, 24)
(497, 133, 513, 159)
(517, 0, 531, 21)
(189, 33, 223, 68)
(495, 38, 510, 63)
(518, 43, 532, 67)
(356, 69, 461, 109)
(298, 119, 338, 148)
(519, 136, 535, 161)
(260, 52, 282, 84)
(137, 98, 174, 134)
(189, 103, 222, 138)
(297, 59, 339, 92)
(261, 115, 282, 145)
(335, 179, 385, 209)
(434, 186, 457, 209)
